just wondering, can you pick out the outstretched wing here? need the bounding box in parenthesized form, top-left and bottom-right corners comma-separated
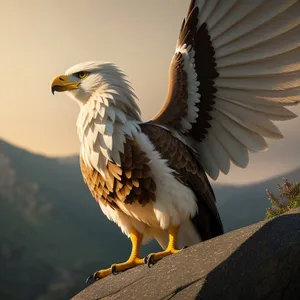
(152, 0, 300, 180)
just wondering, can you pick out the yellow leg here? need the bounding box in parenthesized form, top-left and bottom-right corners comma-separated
(145, 225, 182, 267)
(88, 228, 144, 282)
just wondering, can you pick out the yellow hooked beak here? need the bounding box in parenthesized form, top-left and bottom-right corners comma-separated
(51, 75, 80, 94)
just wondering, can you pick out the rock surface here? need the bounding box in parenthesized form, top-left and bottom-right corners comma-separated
(73, 208, 300, 300)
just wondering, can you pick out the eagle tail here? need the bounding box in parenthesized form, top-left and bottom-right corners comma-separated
(191, 198, 224, 242)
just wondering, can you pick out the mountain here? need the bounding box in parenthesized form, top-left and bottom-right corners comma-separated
(0, 139, 299, 299)
(0, 140, 158, 300)
(215, 167, 300, 232)
(59, 155, 300, 233)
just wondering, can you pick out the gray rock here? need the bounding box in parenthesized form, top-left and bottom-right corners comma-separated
(73, 208, 300, 300)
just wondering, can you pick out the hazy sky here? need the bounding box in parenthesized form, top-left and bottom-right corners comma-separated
(1, 1, 299, 184)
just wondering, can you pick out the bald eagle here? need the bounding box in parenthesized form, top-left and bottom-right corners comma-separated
(51, 0, 300, 281)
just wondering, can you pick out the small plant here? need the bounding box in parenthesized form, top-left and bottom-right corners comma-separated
(265, 178, 300, 219)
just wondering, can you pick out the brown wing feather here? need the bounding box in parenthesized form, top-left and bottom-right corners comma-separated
(153, 52, 189, 130)
(80, 138, 156, 209)
(141, 123, 224, 239)
(152, 4, 218, 142)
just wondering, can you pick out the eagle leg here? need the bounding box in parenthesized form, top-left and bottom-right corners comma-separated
(87, 228, 144, 282)
(145, 225, 181, 267)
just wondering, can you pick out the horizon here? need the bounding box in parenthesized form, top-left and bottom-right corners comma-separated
(1, 135, 299, 186)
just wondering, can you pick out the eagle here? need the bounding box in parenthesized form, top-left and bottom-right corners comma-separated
(51, 0, 300, 282)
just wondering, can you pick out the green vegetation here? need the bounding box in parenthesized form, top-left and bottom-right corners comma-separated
(266, 178, 300, 219)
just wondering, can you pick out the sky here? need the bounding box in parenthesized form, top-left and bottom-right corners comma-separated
(0, 0, 299, 184)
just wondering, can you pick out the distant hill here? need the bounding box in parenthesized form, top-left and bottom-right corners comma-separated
(0, 138, 299, 299)
(0, 140, 158, 300)
(215, 168, 300, 232)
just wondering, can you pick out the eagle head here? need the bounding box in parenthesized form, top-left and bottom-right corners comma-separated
(51, 61, 141, 121)
(51, 61, 123, 105)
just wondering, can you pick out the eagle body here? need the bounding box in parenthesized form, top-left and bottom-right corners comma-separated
(51, 0, 300, 279)
(78, 96, 222, 248)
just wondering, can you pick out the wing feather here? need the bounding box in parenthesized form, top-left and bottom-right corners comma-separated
(196, 141, 220, 180)
(212, 1, 299, 49)
(141, 123, 224, 239)
(218, 48, 300, 77)
(206, 133, 230, 175)
(210, 119, 248, 168)
(151, 0, 300, 179)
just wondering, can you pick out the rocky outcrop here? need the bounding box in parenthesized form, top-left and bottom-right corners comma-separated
(73, 208, 300, 300)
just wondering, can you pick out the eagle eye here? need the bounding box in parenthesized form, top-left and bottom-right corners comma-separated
(76, 71, 89, 79)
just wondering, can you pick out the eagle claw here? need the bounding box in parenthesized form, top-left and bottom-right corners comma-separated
(111, 265, 119, 275)
(85, 272, 99, 285)
(145, 254, 156, 268)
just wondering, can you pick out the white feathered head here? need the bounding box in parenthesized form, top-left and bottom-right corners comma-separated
(51, 61, 141, 120)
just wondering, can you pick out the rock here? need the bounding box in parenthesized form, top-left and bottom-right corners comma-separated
(73, 208, 300, 300)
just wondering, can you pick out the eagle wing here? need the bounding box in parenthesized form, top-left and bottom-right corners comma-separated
(152, 0, 300, 180)
(140, 123, 224, 239)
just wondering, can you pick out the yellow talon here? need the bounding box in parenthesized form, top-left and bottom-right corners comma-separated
(145, 225, 182, 266)
(111, 257, 145, 274)
(90, 228, 144, 281)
